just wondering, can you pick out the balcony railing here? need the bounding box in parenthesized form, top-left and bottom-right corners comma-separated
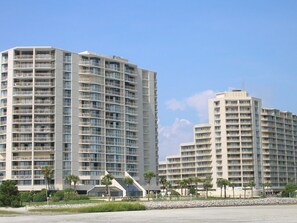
(14, 82, 33, 87)
(35, 72, 55, 78)
(35, 63, 55, 69)
(14, 73, 33, 78)
(12, 147, 32, 151)
(35, 54, 55, 60)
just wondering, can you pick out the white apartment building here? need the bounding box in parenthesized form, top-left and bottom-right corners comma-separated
(0, 46, 158, 192)
(159, 90, 297, 194)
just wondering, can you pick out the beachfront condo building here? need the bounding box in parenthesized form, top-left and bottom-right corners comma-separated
(159, 90, 297, 194)
(0, 46, 158, 193)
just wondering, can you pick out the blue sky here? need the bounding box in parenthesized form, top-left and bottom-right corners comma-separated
(1, 0, 297, 160)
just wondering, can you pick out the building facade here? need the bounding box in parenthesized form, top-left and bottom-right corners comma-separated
(159, 90, 297, 194)
(0, 46, 158, 192)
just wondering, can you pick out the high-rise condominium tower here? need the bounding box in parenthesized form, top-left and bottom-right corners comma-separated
(159, 90, 297, 194)
(0, 46, 158, 192)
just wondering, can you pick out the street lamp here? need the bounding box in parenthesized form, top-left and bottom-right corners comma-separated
(161, 189, 166, 199)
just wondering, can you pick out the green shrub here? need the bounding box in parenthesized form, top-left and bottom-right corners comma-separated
(51, 190, 65, 202)
(64, 188, 75, 193)
(281, 182, 297, 197)
(20, 191, 34, 202)
(64, 191, 78, 201)
(0, 180, 21, 207)
(189, 188, 197, 196)
(170, 190, 180, 197)
(33, 189, 47, 202)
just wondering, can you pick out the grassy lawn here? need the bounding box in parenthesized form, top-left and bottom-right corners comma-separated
(0, 210, 21, 215)
(30, 202, 146, 213)
(24, 199, 104, 206)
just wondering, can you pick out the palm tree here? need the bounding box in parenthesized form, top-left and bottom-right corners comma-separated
(41, 166, 54, 199)
(160, 176, 168, 190)
(202, 176, 213, 199)
(101, 174, 114, 200)
(229, 182, 235, 198)
(191, 177, 201, 198)
(248, 180, 256, 198)
(123, 176, 134, 198)
(223, 179, 230, 198)
(66, 174, 80, 191)
(144, 171, 155, 200)
(178, 180, 188, 196)
(217, 178, 224, 198)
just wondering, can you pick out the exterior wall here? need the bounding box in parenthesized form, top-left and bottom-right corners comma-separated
(261, 109, 297, 189)
(0, 47, 158, 191)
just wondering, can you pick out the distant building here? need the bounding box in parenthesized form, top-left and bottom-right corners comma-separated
(0, 46, 158, 194)
(159, 90, 297, 195)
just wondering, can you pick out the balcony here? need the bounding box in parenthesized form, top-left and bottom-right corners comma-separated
(13, 137, 32, 142)
(79, 157, 104, 162)
(79, 69, 101, 75)
(79, 60, 101, 67)
(14, 91, 33, 96)
(14, 100, 32, 105)
(35, 63, 55, 69)
(14, 64, 33, 69)
(34, 146, 54, 151)
(12, 156, 32, 160)
(14, 55, 33, 60)
(34, 137, 54, 142)
(34, 118, 54, 123)
(12, 175, 32, 179)
(13, 128, 32, 133)
(35, 54, 55, 60)
(105, 65, 121, 72)
(35, 72, 55, 78)
(34, 156, 54, 160)
(34, 127, 54, 132)
(14, 82, 33, 87)
(12, 146, 32, 151)
(12, 165, 32, 170)
(125, 77, 136, 83)
(35, 81, 54, 87)
(35, 99, 54, 105)
(34, 109, 54, 114)
(35, 90, 54, 96)
(14, 73, 33, 78)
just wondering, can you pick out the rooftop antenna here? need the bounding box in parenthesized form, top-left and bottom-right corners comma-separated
(241, 79, 246, 91)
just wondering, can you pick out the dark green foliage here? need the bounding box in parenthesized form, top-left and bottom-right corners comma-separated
(52, 190, 65, 202)
(0, 180, 21, 207)
(33, 189, 47, 202)
(189, 187, 197, 196)
(20, 191, 34, 202)
(281, 182, 297, 197)
(170, 190, 180, 197)
(50, 189, 89, 202)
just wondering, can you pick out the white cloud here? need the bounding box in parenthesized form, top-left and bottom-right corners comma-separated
(165, 99, 186, 111)
(158, 118, 193, 160)
(185, 90, 216, 122)
(159, 90, 216, 160)
(166, 89, 216, 123)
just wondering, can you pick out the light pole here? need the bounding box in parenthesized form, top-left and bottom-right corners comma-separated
(161, 189, 166, 200)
